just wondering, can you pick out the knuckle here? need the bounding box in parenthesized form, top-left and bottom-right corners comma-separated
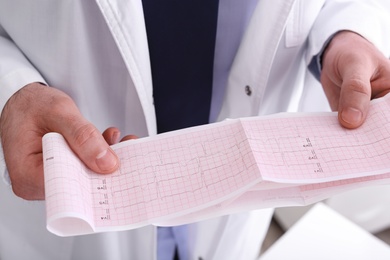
(72, 123, 100, 148)
(11, 183, 30, 200)
(49, 95, 75, 116)
(344, 78, 370, 96)
(5, 149, 46, 201)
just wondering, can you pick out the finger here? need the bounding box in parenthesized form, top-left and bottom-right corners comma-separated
(102, 127, 121, 145)
(2, 133, 46, 200)
(10, 153, 45, 200)
(0, 98, 45, 199)
(120, 134, 139, 142)
(371, 59, 390, 99)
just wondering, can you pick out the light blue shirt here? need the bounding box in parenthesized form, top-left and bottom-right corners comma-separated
(209, 0, 259, 123)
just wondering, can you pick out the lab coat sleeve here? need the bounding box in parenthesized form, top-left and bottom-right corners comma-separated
(0, 26, 47, 186)
(0, 29, 46, 111)
(307, 0, 390, 67)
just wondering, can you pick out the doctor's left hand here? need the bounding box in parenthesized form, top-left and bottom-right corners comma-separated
(320, 31, 390, 129)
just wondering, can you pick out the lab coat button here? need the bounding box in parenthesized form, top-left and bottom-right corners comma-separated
(245, 85, 252, 96)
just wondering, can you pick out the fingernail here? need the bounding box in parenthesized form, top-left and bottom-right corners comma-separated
(111, 131, 120, 144)
(341, 107, 363, 125)
(96, 149, 118, 172)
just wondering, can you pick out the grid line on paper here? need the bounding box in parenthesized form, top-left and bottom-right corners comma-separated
(44, 95, 390, 235)
(43, 134, 94, 223)
(89, 122, 260, 227)
(242, 97, 390, 183)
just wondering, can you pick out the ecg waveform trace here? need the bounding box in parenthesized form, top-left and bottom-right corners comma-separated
(43, 94, 390, 236)
(44, 121, 261, 230)
(242, 106, 390, 183)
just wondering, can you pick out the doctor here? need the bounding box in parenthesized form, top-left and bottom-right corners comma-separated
(0, 0, 390, 259)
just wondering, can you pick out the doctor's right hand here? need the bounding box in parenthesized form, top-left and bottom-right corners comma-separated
(0, 83, 119, 200)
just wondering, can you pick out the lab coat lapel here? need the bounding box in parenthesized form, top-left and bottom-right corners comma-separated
(218, 0, 296, 120)
(94, 0, 157, 136)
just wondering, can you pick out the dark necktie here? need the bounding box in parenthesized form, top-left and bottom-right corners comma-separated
(142, 0, 220, 133)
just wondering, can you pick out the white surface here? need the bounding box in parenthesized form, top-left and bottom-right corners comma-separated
(274, 185, 390, 233)
(260, 203, 390, 260)
(274, 205, 314, 231)
(326, 186, 390, 233)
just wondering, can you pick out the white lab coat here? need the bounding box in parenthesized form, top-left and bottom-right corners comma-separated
(0, 0, 389, 259)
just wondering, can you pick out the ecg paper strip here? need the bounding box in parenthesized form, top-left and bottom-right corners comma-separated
(43, 120, 262, 236)
(244, 101, 390, 183)
(43, 94, 390, 236)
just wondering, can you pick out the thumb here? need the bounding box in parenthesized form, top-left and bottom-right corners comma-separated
(338, 75, 371, 129)
(321, 31, 376, 129)
(46, 97, 119, 174)
(63, 122, 119, 174)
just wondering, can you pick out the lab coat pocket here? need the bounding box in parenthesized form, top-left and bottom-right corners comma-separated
(285, 0, 325, 48)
